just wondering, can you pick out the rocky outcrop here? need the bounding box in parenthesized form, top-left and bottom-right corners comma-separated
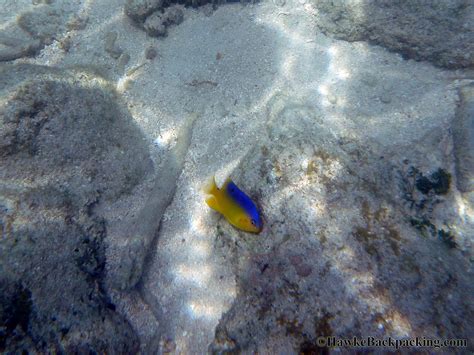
(124, 0, 257, 37)
(143, 5, 184, 37)
(0, 3, 87, 62)
(453, 84, 474, 194)
(208, 95, 474, 353)
(125, 0, 186, 37)
(105, 111, 197, 291)
(0, 64, 151, 353)
(309, 0, 474, 69)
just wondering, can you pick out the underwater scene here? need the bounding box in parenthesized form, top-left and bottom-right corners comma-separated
(0, 0, 473, 353)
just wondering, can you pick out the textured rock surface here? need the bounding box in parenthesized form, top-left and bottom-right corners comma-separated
(1, 0, 473, 353)
(125, 0, 165, 22)
(0, 3, 79, 62)
(17, 6, 68, 45)
(104, 111, 197, 291)
(453, 84, 474, 193)
(144, 12, 168, 37)
(125, 0, 215, 37)
(309, 0, 474, 69)
(143, 5, 184, 37)
(0, 33, 41, 62)
(104, 31, 123, 59)
(208, 97, 474, 352)
(0, 64, 150, 353)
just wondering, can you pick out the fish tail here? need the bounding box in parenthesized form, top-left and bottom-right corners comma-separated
(203, 175, 222, 213)
(203, 175, 219, 195)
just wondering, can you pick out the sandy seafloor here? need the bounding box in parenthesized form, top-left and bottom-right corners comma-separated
(2, 0, 473, 353)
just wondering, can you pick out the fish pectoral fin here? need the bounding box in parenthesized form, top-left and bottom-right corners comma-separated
(205, 195, 222, 213)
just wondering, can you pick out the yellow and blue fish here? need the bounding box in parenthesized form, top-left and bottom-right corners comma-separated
(204, 176, 262, 233)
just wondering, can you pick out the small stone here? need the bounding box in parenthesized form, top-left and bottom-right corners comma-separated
(289, 255, 302, 265)
(161, 338, 176, 352)
(104, 31, 123, 59)
(144, 6, 184, 37)
(202, 4, 214, 17)
(214, 102, 228, 117)
(379, 93, 391, 104)
(59, 36, 72, 52)
(361, 73, 378, 87)
(273, 0, 286, 6)
(295, 263, 312, 277)
(144, 12, 167, 37)
(164, 6, 184, 26)
(145, 46, 157, 60)
(327, 93, 337, 104)
(118, 53, 131, 71)
(124, 0, 164, 23)
(67, 15, 88, 30)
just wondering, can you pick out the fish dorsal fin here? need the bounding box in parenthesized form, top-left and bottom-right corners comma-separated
(203, 175, 219, 195)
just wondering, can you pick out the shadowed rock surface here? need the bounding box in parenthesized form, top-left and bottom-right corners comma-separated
(1, 3, 82, 62)
(125, 0, 255, 37)
(105, 111, 197, 291)
(309, 0, 474, 69)
(453, 84, 474, 194)
(0, 64, 151, 353)
(125, 0, 474, 67)
(125, 0, 187, 37)
(1, 0, 473, 352)
(209, 96, 474, 353)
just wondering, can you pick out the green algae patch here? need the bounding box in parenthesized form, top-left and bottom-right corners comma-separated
(438, 229, 457, 249)
(415, 168, 451, 195)
(409, 218, 458, 249)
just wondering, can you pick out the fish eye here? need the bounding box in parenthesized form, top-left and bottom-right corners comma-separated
(251, 219, 256, 225)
